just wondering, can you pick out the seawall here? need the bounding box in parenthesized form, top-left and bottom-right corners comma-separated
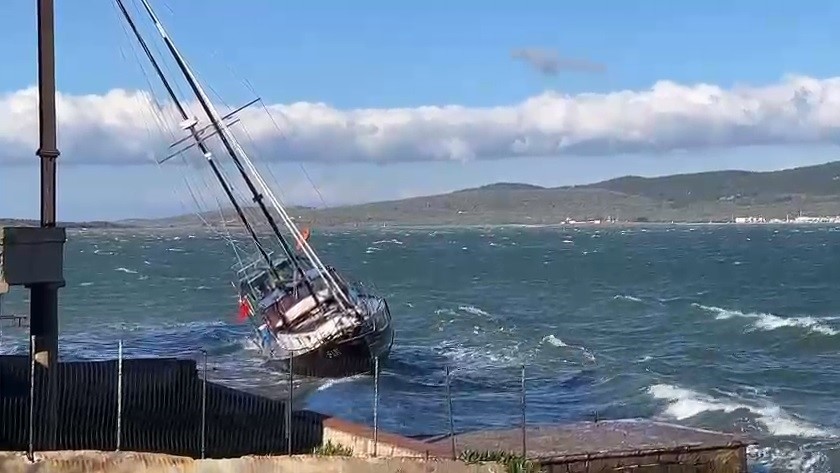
(0, 356, 753, 472)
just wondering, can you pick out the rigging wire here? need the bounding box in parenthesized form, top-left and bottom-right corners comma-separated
(136, 0, 329, 284)
(231, 64, 330, 210)
(122, 0, 279, 274)
(111, 0, 248, 269)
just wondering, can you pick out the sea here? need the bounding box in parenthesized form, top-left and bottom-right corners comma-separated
(0, 224, 838, 472)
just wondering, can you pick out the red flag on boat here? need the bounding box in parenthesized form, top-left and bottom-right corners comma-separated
(296, 226, 311, 252)
(237, 295, 251, 322)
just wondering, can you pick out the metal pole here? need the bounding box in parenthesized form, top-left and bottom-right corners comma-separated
(27, 335, 35, 461)
(520, 365, 526, 458)
(286, 357, 293, 455)
(116, 340, 123, 451)
(33, 0, 62, 451)
(445, 365, 456, 460)
(373, 356, 379, 457)
(201, 350, 207, 459)
(36, 0, 59, 228)
(32, 0, 60, 361)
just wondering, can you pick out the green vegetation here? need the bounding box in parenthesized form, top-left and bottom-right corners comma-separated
(142, 160, 840, 227)
(458, 449, 539, 473)
(311, 440, 354, 456)
(7, 160, 840, 228)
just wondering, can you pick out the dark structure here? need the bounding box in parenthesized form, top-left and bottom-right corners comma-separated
(0, 0, 66, 450)
(0, 357, 323, 457)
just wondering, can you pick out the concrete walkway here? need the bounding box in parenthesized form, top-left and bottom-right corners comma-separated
(0, 451, 503, 473)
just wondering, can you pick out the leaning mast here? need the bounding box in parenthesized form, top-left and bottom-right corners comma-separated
(135, 0, 355, 310)
(113, 0, 284, 289)
(117, 0, 320, 303)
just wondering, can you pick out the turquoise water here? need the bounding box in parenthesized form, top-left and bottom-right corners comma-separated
(1, 225, 838, 472)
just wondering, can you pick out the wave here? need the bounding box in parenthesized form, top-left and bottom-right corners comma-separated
(693, 304, 838, 336)
(648, 383, 835, 439)
(315, 374, 367, 393)
(613, 294, 644, 303)
(372, 239, 404, 245)
(114, 267, 138, 274)
(458, 305, 491, 317)
(541, 335, 597, 363)
(437, 341, 526, 376)
(748, 445, 831, 473)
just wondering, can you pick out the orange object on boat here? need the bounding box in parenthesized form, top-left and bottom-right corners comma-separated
(296, 227, 311, 251)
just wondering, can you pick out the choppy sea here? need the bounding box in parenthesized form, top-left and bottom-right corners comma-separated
(1, 225, 838, 472)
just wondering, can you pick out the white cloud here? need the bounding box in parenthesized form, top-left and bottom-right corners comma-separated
(3, 74, 840, 166)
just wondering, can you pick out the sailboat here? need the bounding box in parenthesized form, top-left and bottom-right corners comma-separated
(114, 0, 394, 378)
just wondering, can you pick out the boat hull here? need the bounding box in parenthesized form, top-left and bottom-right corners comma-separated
(281, 321, 394, 378)
(259, 295, 395, 379)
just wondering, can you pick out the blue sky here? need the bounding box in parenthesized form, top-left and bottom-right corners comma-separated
(2, 0, 840, 220)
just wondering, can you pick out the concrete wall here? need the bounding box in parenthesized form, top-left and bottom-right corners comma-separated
(319, 417, 749, 472)
(0, 452, 503, 473)
(542, 445, 748, 473)
(320, 417, 450, 459)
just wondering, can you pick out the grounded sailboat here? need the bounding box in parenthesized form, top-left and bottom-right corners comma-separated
(114, 0, 394, 378)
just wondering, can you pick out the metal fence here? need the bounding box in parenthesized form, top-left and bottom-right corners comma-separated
(0, 336, 537, 462)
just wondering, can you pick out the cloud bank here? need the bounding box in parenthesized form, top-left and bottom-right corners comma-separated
(2, 74, 840, 166)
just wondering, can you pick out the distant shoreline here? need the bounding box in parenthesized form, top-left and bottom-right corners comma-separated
(6, 159, 840, 230)
(2, 219, 836, 234)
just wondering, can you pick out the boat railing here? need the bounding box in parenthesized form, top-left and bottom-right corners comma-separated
(233, 250, 276, 275)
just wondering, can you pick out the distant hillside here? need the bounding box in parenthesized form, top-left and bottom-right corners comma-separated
(221, 160, 840, 226)
(6, 161, 840, 228)
(0, 219, 124, 229)
(579, 161, 840, 207)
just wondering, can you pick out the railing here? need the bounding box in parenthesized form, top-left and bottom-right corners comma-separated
(0, 336, 752, 473)
(0, 336, 542, 462)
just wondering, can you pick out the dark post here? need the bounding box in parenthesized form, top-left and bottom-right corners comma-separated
(286, 357, 293, 455)
(33, 0, 61, 363)
(0, 0, 65, 452)
(201, 350, 207, 459)
(445, 365, 456, 460)
(520, 365, 526, 458)
(37, 0, 59, 230)
(32, 0, 62, 449)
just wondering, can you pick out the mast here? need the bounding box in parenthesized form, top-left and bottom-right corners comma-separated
(113, 0, 282, 287)
(130, 0, 322, 297)
(135, 0, 356, 311)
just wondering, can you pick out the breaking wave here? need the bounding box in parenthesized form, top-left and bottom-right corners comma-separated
(693, 304, 838, 336)
(458, 305, 491, 317)
(541, 335, 596, 363)
(648, 383, 835, 439)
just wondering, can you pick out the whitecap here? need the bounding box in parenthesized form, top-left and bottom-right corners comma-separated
(372, 239, 404, 245)
(693, 304, 838, 336)
(648, 383, 835, 438)
(541, 335, 596, 363)
(458, 305, 491, 317)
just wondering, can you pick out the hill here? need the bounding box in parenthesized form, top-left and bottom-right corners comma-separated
(578, 161, 840, 207)
(0, 219, 125, 229)
(284, 160, 840, 225)
(6, 160, 840, 228)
